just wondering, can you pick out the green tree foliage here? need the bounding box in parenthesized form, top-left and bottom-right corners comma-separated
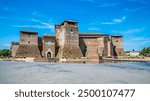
(0, 49, 10, 57)
(140, 47, 150, 57)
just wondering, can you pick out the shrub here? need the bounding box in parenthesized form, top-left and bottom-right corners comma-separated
(0, 49, 10, 57)
(140, 47, 150, 57)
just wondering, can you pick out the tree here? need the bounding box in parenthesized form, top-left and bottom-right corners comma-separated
(0, 49, 10, 57)
(0, 50, 1, 56)
(140, 47, 150, 57)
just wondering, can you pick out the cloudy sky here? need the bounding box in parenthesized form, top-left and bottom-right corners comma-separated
(0, 0, 150, 51)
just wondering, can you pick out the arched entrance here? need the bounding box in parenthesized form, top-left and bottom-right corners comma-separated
(47, 52, 52, 59)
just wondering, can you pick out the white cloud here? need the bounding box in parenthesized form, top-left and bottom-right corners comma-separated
(122, 16, 126, 20)
(13, 25, 53, 29)
(102, 16, 126, 25)
(88, 28, 100, 31)
(101, 22, 114, 25)
(4, 43, 11, 47)
(13, 19, 54, 31)
(99, 3, 118, 7)
(31, 19, 54, 29)
(113, 19, 122, 23)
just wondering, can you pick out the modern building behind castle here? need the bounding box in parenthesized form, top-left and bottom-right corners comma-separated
(11, 20, 124, 62)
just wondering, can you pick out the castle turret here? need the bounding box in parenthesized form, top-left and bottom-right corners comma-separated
(111, 35, 124, 56)
(56, 20, 83, 59)
(15, 31, 41, 58)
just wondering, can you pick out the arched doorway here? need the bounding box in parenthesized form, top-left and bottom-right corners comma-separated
(47, 52, 51, 59)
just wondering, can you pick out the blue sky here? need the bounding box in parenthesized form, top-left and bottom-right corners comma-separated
(0, 0, 150, 51)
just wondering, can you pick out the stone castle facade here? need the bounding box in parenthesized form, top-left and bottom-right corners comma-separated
(11, 20, 124, 62)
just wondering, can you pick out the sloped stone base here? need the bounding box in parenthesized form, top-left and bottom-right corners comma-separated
(57, 46, 83, 58)
(15, 45, 41, 58)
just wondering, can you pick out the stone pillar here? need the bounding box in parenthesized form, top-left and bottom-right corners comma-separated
(107, 39, 111, 57)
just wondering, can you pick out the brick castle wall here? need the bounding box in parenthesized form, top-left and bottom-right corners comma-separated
(111, 36, 124, 56)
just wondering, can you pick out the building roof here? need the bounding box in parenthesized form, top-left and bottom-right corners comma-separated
(12, 42, 19, 45)
(60, 20, 78, 26)
(20, 30, 38, 34)
(43, 34, 55, 38)
(111, 35, 122, 37)
(79, 33, 108, 38)
(64, 20, 77, 23)
(55, 24, 61, 26)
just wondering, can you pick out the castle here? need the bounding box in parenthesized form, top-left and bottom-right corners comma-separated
(11, 20, 124, 62)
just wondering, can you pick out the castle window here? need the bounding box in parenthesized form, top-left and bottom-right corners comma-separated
(28, 41, 30, 44)
(71, 28, 75, 32)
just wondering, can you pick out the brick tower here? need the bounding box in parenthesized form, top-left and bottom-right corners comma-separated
(15, 31, 41, 58)
(56, 20, 83, 58)
(111, 35, 124, 56)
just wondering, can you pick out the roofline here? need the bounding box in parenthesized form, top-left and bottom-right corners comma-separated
(79, 33, 109, 38)
(11, 42, 19, 45)
(20, 31, 38, 34)
(43, 34, 55, 37)
(60, 20, 78, 25)
(111, 35, 123, 37)
(64, 20, 77, 23)
(55, 24, 61, 26)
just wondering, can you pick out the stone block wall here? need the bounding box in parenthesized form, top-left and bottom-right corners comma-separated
(79, 37, 106, 58)
(42, 35, 55, 58)
(103, 37, 114, 57)
(55, 24, 61, 46)
(20, 31, 38, 46)
(11, 42, 19, 57)
(111, 36, 124, 56)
